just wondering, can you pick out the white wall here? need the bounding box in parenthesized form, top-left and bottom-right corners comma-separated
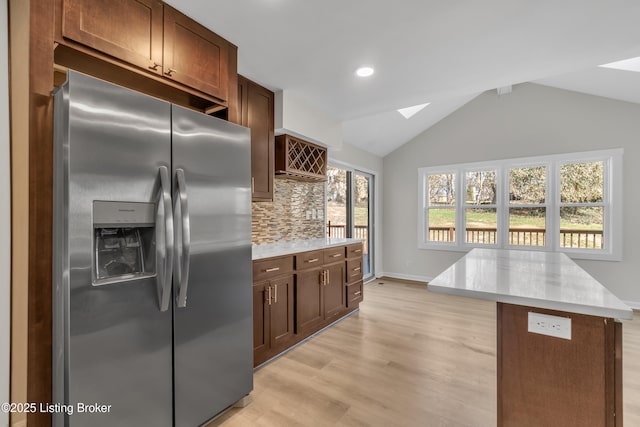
(329, 142, 384, 277)
(275, 90, 343, 149)
(1, 1, 11, 424)
(383, 83, 640, 305)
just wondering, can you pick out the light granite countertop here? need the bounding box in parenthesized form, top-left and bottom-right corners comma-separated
(428, 248, 633, 320)
(252, 238, 363, 260)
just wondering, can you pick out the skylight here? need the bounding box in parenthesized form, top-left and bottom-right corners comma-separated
(599, 56, 640, 72)
(397, 103, 430, 119)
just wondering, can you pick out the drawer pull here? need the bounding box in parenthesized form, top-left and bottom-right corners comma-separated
(353, 267, 361, 272)
(306, 258, 319, 263)
(264, 267, 280, 273)
(354, 249, 362, 253)
(331, 253, 342, 258)
(354, 291, 362, 296)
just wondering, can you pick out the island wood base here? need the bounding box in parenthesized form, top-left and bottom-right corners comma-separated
(497, 302, 623, 427)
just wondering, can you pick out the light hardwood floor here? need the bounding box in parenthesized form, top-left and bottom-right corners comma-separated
(210, 279, 640, 427)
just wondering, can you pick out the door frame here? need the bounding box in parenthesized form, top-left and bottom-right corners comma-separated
(326, 159, 377, 281)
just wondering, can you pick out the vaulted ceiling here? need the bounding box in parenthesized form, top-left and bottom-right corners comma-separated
(165, 0, 640, 156)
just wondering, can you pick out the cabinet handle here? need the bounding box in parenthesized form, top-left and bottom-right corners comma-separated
(320, 270, 326, 286)
(149, 62, 161, 71)
(273, 284, 278, 303)
(331, 253, 341, 258)
(353, 267, 361, 272)
(251, 177, 255, 193)
(266, 286, 272, 305)
(306, 258, 319, 263)
(354, 249, 362, 253)
(264, 267, 280, 273)
(326, 270, 330, 286)
(354, 291, 362, 296)
(164, 68, 176, 76)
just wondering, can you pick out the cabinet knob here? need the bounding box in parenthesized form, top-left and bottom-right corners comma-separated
(164, 68, 176, 76)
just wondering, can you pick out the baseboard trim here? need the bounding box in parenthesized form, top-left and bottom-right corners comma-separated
(379, 272, 431, 284)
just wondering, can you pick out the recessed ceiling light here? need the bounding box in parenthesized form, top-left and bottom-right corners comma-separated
(397, 103, 430, 119)
(355, 66, 374, 77)
(599, 56, 640, 72)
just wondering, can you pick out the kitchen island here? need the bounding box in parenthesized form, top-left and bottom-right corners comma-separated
(429, 248, 633, 427)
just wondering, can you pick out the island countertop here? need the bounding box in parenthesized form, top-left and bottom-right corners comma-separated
(428, 248, 633, 320)
(252, 238, 363, 260)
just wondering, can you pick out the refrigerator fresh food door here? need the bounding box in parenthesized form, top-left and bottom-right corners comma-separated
(53, 71, 173, 427)
(171, 105, 253, 426)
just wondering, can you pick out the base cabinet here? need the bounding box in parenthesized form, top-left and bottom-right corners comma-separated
(324, 262, 346, 321)
(253, 274, 295, 364)
(296, 268, 324, 334)
(253, 243, 364, 367)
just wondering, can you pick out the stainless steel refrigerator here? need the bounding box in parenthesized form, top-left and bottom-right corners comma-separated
(53, 71, 253, 427)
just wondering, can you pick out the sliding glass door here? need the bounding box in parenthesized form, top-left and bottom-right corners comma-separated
(327, 165, 374, 280)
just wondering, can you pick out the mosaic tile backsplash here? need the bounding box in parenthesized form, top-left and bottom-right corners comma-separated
(252, 178, 326, 245)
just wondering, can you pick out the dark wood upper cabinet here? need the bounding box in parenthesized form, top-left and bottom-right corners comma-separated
(57, 0, 236, 108)
(238, 76, 275, 202)
(62, 0, 164, 75)
(275, 134, 327, 181)
(163, 5, 230, 102)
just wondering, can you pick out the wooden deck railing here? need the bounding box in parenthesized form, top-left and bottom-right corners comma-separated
(327, 222, 369, 253)
(428, 227, 603, 249)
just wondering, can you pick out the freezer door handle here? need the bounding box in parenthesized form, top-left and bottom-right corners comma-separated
(174, 168, 191, 308)
(157, 166, 174, 312)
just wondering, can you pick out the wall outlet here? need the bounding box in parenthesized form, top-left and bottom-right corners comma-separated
(527, 312, 571, 340)
(317, 209, 324, 220)
(306, 210, 311, 220)
(312, 208, 317, 219)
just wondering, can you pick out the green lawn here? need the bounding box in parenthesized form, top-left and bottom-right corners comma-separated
(327, 202, 369, 226)
(429, 209, 602, 230)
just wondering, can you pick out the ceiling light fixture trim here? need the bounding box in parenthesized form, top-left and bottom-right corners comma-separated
(355, 66, 375, 77)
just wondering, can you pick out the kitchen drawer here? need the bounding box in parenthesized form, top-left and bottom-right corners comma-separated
(324, 246, 345, 264)
(346, 243, 363, 259)
(346, 280, 363, 307)
(346, 258, 363, 283)
(296, 250, 324, 270)
(253, 256, 294, 281)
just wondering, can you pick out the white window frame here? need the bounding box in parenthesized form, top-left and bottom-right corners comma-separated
(417, 149, 623, 261)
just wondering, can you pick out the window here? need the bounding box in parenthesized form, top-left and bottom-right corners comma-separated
(417, 149, 622, 261)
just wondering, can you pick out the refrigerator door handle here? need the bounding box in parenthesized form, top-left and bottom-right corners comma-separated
(174, 168, 191, 308)
(157, 165, 174, 312)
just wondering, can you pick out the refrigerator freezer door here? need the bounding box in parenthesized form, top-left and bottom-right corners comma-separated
(171, 105, 253, 426)
(53, 71, 173, 427)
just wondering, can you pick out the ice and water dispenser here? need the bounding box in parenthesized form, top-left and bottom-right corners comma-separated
(93, 201, 157, 285)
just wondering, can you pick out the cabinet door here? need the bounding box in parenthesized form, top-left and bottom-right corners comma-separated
(62, 0, 163, 74)
(324, 262, 346, 321)
(163, 5, 230, 101)
(296, 268, 324, 333)
(253, 281, 270, 363)
(269, 275, 295, 350)
(239, 76, 274, 202)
